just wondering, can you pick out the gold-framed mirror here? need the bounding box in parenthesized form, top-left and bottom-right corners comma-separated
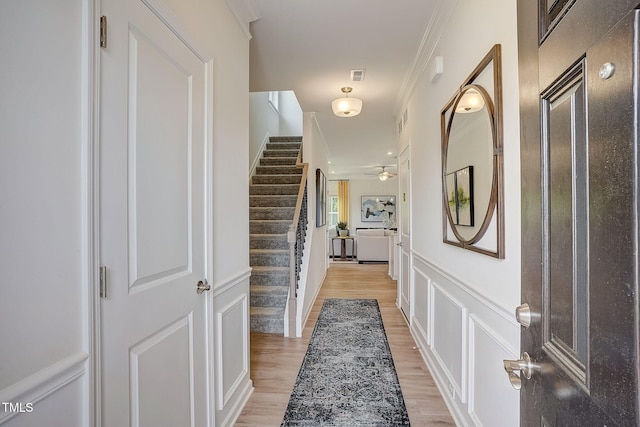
(441, 44, 504, 258)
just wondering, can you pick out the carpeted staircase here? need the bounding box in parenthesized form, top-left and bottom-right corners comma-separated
(250, 136, 304, 334)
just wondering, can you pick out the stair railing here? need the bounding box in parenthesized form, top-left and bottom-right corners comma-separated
(287, 147, 308, 337)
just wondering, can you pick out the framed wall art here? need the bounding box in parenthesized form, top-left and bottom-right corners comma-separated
(316, 168, 326, 227)
(361, 195, 395, 222)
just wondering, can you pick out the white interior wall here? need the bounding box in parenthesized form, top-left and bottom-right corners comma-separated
(398, 0, 521, 425)
(278, 91, 303, 136)
(249, 91, 279, 170)
(0, 0, 252, 425)
(347, 178, 398, 230)
(298, 113, 330, 334)
(249, 90, 303, 173)
(326, 178, 399, 231)
(0, 1, 87, 425)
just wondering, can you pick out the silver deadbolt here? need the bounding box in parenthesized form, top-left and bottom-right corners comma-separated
(515, 303, 532, 328)
(196, 279, 210, 294)
(503, 352, 537, 390)
(599, 62, 615, 79)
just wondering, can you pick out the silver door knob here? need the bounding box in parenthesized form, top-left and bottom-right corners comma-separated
(503, 352, 537, 390)
(515, 303, 532, 328)
(196, 279, 210, 294)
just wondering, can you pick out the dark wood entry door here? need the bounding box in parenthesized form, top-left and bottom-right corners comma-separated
(516, 1, 640, 425)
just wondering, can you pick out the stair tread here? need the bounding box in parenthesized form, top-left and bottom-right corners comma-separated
(250, 248, 289, 254)
(250, 285, 289, 294)
(252, 265, 289, 272)
(250, 306, 285, 317)
(249, 233, 287, 238)
(250, 183, 299, 186)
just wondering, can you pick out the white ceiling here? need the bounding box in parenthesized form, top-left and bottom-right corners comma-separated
(247, 0, 440, 179)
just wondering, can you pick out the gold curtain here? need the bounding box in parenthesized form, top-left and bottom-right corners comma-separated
(338, 180, 349, 224)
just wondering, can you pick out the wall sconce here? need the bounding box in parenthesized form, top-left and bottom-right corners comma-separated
(331, 87, 363, 117)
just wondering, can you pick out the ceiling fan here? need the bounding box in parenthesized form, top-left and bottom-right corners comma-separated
(377, 166, 397, 181)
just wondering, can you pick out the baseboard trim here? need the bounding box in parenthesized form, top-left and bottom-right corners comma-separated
(409, 324, 469, 427)
(218, 379, 254, 427)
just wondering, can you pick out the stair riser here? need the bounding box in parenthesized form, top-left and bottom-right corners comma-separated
(256, 166, 302, 175)
(250, 294, 288, 308)
(263, 150, 299, 158)
(250, 208, 294, 220)
(250, 275, 289, 286)
(250, 196, 297, 207)
(250, 237, 289, 250)
(269, 136, 302, 143)
(250, 317, 284, 334)
(250, 252, 290, 267)
(250, 185, 299, 196)
(252, 175, 302, 185)
(266, 143, 301, 151)
(260, 157, 298, 166)
(250, 222, 291, 234)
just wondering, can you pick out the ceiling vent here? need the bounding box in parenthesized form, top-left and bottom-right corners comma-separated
(351, 69, 365, 82)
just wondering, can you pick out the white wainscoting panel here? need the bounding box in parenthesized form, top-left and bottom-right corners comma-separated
(413, 268, 430, 345)
(411, 253, 520, 427)
(468, 315, 519, 426)
(216, 295, 248, 410)
(2, 373, 84, 427)
(430, 282, 467, 403)
(212, 270, 253, 427)
(0, 353, 87, 426)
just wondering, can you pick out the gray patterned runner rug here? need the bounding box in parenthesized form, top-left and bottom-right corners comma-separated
(281, 298, 411, 426)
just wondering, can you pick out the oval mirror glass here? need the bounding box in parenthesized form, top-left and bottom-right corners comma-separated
(440, 44, 504, 258)
(444, 85, 494, 242)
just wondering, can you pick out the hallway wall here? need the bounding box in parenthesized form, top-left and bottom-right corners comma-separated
(0, 0, 252, 425)
(296, 113, 330, 336)
(249, 90, 303, 174)
(398, 0, 521, 425)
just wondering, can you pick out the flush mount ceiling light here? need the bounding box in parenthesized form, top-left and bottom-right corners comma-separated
(331, 87, 362, 117)
(455, 88, 485, 113)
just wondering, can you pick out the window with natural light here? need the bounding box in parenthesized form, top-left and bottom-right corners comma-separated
(328, 195, 338, 228)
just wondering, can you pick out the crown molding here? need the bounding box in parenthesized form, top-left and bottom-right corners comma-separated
(393, 0, 458, 118)
(226, 0, 260, 40)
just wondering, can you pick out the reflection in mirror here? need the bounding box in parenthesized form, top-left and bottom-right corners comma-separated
(441, 44, 504, 258)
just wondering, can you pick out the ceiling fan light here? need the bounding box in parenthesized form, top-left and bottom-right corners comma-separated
(378, 171, 390, 181)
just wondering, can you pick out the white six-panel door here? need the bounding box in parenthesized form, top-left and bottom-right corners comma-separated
(99, 0, 211, 425)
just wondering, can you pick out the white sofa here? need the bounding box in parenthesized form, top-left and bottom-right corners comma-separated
(356, 228, 392, 263)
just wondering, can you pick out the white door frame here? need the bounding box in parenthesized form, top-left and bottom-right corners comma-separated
(82, 0, 101, 425)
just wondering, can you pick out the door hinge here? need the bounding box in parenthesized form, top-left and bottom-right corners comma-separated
(100, 16, 107, 48)
(99, 266, 108, 298)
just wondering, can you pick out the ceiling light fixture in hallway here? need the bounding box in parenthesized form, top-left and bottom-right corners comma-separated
(331, 86, 363, 117)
